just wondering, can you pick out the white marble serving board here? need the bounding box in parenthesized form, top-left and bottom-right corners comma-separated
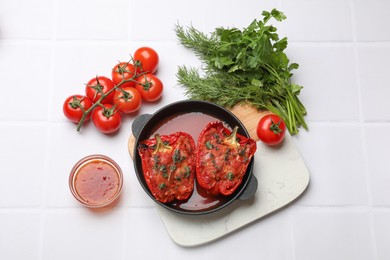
(156, 133, 310, 247)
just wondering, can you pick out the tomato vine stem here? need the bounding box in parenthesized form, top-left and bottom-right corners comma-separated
(76, 58, 145, 132)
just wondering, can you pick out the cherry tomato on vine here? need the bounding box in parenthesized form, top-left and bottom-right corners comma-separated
(133, 47, 159, 74)
(135, 73, 163, 102)
(112, 62, 136, 88)
(63, 95, 93, 123)
(113, 87, 142, 113)
(85, 76, 115, 104)
(91, 104, 122, 134)
(256, 114, 286, 145)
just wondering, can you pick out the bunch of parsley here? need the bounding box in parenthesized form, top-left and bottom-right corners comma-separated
(175, 9, 307, 135)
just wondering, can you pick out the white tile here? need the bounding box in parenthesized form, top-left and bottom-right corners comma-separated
(42, 209, 125, 260)
(51, 42, 130, 121)
(51, 42, 187, 122)
(365, 125, 390, 206)
(202, 0, 278, 34)
(354, 0, 390, 41)
(373, 210, 390, 260)
(46, 121, 133, 207)
(49, 41, 190, 208)
(45, 118, 158, 208)
(287, 44, 360, 121)
(0, 125, 47, 207)
(129, 0, 204, 42)
(357, 46, 390, 121)
(0, 212, 40, 260)
(122, 167, 157, 208)
(126, 208, 208, 259)
(126, 208, 173, 258)
(207, 212, 293, 260)
(147, 42, 200, 101)
(2, 1, 388, 259)
(292, 123, 369, 206)
(0, 0, 53, 39)
(56, 0, 128, 40)
(0, 42, 51, 121)
(292, 209, 374, 260)
(280, 0, 353, 41)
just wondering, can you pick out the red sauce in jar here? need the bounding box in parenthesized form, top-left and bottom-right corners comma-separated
(69, 155, 123, 208)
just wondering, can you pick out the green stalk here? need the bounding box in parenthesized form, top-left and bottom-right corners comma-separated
(175, 9, 308, 135)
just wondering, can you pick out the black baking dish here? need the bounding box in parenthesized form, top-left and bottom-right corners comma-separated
(132, 100, 258, 215)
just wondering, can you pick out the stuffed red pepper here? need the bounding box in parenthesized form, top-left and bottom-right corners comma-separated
(196, 121, 257, 196)
(138, 132, 196, 203)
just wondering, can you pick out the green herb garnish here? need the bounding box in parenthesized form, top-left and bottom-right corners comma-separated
(205, 141, 214, 150)
(153, 155, 160, 170)
(170, 164, 177, 173)
(175, 9, 307, 135)
(172, 149, 186, 164)
(184, 166, 191, 178)
(160, 164, 168, 178)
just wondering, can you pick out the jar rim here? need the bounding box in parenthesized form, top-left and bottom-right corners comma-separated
(69, 154, 123, 208)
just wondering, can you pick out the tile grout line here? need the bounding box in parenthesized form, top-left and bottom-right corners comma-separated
(3, 38, 390, 49)
(126, 0, 133, 43)
(38, 0, 59, 259)
(287, 210, 297, 260)
(297, 205, 390, 212)
(3, 120, 390, 127)
(349, 1, 378, 259)
(2, 204, 389, 211)
(38, 111, 52, 260)
(281, 1, 297, 258)
(121, 2, 134, 258)
(122, 208, 130, 260)
(277, 1, 298, 260)
(349, 0, 370, 206)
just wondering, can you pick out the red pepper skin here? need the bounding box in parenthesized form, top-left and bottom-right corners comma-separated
(138, 132, 196, 203)
(196, 122, 257, 196)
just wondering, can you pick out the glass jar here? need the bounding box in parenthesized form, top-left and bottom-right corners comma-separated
(69, 154, 123, 208)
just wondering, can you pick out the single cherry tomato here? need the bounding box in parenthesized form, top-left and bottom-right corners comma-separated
(63, 95, 93, 123)
(112, 87, 142, 114)
(256, 114, 286, 145)
(135, 73, 163, 102)
(133, 47, 159, 74)
(85, 76, 115, 104)
(111, 62, 136, 88)
(91, 104, 122, 134)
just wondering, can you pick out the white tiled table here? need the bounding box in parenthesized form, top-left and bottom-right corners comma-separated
(1, 0, 389, 259)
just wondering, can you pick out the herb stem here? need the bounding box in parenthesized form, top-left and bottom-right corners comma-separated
(175, 9, 307, 135)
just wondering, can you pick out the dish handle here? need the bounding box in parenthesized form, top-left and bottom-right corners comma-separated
(132, 114, 152, 139)
(237, 174, 258, 201)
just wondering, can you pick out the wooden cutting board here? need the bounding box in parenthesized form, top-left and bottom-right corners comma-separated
(127, 103, 309, 247)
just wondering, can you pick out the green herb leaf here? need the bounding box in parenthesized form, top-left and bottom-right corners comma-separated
(271, 9, 286, 21)
(175, 8, 307, 135)
(172, 149, 186, 164)
(205, 141, 214, 150)
(185, 166, 191, 178)
(160, 164, 167, 178)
